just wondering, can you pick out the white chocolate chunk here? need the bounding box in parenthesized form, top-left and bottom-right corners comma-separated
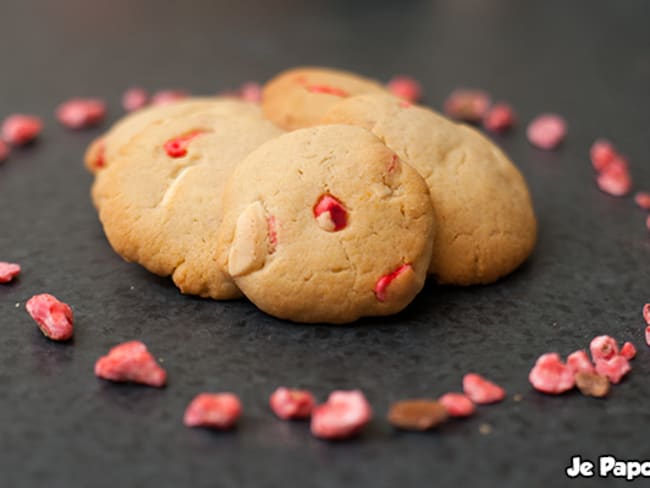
(228, 201, 269, 277)
(315, 210, 336, 231)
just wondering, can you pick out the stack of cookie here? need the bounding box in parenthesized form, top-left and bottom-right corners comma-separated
(88, 67, 537, 324)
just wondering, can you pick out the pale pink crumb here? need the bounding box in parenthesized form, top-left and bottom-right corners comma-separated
(122, 87, 149, 112)
(25, 293, 73, 341)
(151, 90, 189, 106)
(270, 387, 315, 419)
(590, 335, 619, 361)
(483, 102, 516, 133)
(462, 373, 506, 404)
(184, 393, 241, 429)
(56, 98, 106, 129)
(239, 82, 262, 103)
(634, 192, 650, 210)
(566, 350, 595, 375)
(94, 341, 166, 387)
(0, 140, 9, 162)
(444, 89, 491, 122)
(528, 353, 575, 394)
(620, 342, 637, 360)
(0, 261, 21, 283)
(590, 139, 617, 172)
(527, 113, 567, 150)
(595, 356, 630, 384)
(438, 392, 475, 417)
(1, 114, 43, 145)
(596, 164, 632, 197)
(311, 390, 372, 440)
(387, 75, 422, 103)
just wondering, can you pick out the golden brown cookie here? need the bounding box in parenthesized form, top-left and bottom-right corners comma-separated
(322, 94, 537, 285)
(216, 124, 435, 323)
(84, 97, 261, 174)
(93, 102, 283, 299)
(261, 67, 387, 131)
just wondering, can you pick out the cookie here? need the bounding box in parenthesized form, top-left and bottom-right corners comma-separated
(322, 94, 537, 285)
(84, 97, 261, 174)
(216, 124, 435, 323)
(261, 67, 387, 131)
(88, 98, 268, 210)
(93, 102, 283, 299)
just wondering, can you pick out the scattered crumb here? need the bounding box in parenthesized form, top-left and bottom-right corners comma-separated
(15, 302, 20, 308)
(513, 393, 523, 402)
(479, 423, 492, 435)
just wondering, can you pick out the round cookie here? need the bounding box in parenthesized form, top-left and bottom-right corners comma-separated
(89, 99, 267, 211)
(321, 94, 537, 285)
(216, 124, 435, 324)
(262, 67, 387, 131)
(84, 97, 262, 174)
(93, 103, 283, 299)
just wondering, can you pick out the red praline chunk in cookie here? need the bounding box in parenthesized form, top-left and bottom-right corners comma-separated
(306, 85, 349, 97)
(313, 194, 347, 231)
(164, 130, 204, 158)
(374, 264, 412, 302)
(388, 154, 399, 172)
(94, 141, 106, 168)
(267, 215, 278, 251)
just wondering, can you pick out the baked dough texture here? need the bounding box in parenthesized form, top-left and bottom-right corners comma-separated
(93, 100, 283, 299)
(216, 124, 435, 323)
(322, 94, 537, 285)
(262, 67, 387, 131)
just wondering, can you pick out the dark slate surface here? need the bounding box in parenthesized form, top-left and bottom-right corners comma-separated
(1, 1, 649, 487)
